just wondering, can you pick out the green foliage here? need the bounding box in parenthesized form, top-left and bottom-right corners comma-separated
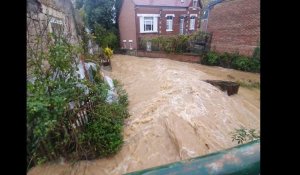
(27, 37, 86, 168)
(77, 0, 120, 49)
(231, 128, 260, 144)
(75, 0, 84, 9)
(114, 80, 129, 107)
(201, 51, 220, 65)
(139, 31, 211, 54)
(252, 46, 260, 60)
(236, 80, 260, 89)
(27, 35, 128, 170)
(94, 24, 119, 49)
(232, 56, 260, 72)
(104, 47, 113, 59)
(232, 56, 252, 71)
(115, 0, 123, 29)
(201, 51, 260, 73)
(78, 81, 129, 158)
(219, 52, 235, 68)
(84, 0, 116, 31)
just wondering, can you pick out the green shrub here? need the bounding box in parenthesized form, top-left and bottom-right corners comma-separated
(252, 46, 260, 60)
(201, 51, 260, 73)
(139, 32, 209, 54)
(232, 56, 252, 71)
(79, 81, 129, 158)
(94, 24, 119, 50)
(79, 104, 124, 157)
(202, 51, 220, 65)
(219, 52, 233, 68)
(27, 36, 129, 169)
(250, 58, 260, 72)
(232, 56, 260, 72)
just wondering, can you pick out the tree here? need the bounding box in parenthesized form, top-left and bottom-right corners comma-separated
(75, 0, 119, 49)
(84, 0, 115, 31)
(115, 0, 122, 30)
(75, 0, 84, 9)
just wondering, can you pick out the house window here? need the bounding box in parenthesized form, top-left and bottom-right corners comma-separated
(166, 16, 173, 31)
(193, 0, 197, 8)
(179, 16, 184, 35)
(144, 17, 154, 31)
(190, 16, 196, 30)
(137, 14, 159, 33)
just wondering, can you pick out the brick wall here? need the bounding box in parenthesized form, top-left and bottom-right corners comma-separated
(137, 51, 201, 63)
(135, 6, 201, 49)
(119, 0, 137, 49)
(206, 0, 260, 56)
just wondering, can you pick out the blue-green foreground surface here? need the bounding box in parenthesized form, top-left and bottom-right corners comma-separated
(125, 139, 260, 175)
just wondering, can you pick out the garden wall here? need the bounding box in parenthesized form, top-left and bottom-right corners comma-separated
(137, 51, 201, 63)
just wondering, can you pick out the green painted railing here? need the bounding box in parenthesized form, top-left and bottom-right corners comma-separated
(125, 140, 260, 175)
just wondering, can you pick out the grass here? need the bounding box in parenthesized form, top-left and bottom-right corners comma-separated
(236, 80, 260, 89)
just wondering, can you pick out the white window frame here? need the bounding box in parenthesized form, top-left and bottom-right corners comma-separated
(189, 14, 197, 30)
(165, 14, 175, 32)
(179, 16, 184, 35)
(137, 14, 160, 33)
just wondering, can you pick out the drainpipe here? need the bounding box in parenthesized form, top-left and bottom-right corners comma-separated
(205, 10, 209, 32)
(125, 139, 260, 175)
(204, 0, 224, 32)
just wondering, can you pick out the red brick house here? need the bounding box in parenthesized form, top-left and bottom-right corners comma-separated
(119, 0, 203, 50)
(200, 0, 260, 56)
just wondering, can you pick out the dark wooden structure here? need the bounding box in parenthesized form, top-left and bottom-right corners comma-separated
(204, 80, 240, 96)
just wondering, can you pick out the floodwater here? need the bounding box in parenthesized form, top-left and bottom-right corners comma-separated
(28, 54, 260, 175)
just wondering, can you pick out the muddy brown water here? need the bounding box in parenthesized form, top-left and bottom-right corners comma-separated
(28, 55, 260, 175)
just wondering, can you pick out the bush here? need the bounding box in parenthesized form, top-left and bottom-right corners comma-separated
(79, 81, 129, 158)
(27, 36, 128, 170)
(102, 32, 119, 50)
(79, 104, 126, 157)
(232, 56, 260, 72)
(232, 56, 253, 71)
(94, 24, 119, 50)
(139, 31, 211, 54)
(252, 47, 260, 60)
(201, 51, 260, 73)
(219, 52, 234, 68)
(202, 51, 220, 65)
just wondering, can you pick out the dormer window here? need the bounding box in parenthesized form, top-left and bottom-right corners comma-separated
(193, 0, 197, 8)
